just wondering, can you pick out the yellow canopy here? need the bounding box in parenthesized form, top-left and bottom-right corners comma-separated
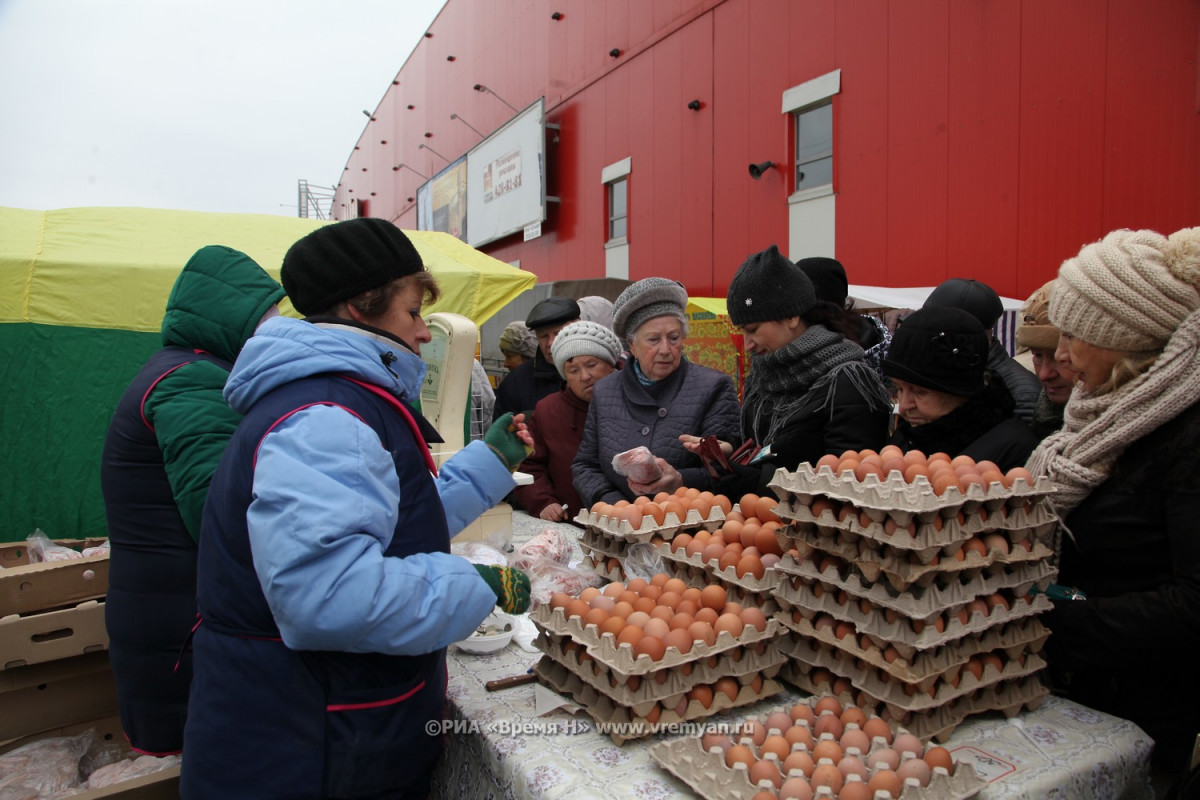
(0, 206, 537, 332)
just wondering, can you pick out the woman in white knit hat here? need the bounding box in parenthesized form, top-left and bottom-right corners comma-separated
(511, 321, 621, 521)
(1027, 226, 1200, 781)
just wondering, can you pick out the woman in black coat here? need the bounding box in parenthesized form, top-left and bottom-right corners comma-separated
(1027, 226, 1200, 781)
(684, 246, 892, 496)
(881, 307, 1038, 471)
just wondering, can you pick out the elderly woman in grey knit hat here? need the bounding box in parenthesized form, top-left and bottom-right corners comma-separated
(683, 245, 892, 497)
(572, 277, 741, 503)
(511, 321, 622, 521)
(1025, 227, 1200, 780)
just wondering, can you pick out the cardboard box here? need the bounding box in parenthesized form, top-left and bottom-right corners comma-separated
(1, 598, 109, 669)
(0, 550, 110, 617)
(453, 501, 514, 544)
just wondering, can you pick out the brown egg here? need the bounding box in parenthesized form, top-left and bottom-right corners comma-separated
(583, 607, 609, 628)
(695, 607, 719, 625)
(714, 612, 745, 638)
(714, 676, 740, 702)
(640, 583, 664, 601)
(688, 684, 714, 709)
(739, 493, 761, 517)
(892, 732, 923, 758)
(868, 746, 900, 771)
(565, 599, 590, 620)
(599, 615, 625, 638)
(671, 533, 693, 553)
(867, 769, 903, 798)
(838, 779, 873, 800)
(644, 502, 667, 525)
(811, 739, 843, 764)
(726, 743, 755, 768)
(896, 756, 932, 787)
(748, 759, 783, 789)
(610, 600, 635, 619)
(923, 745, 954, 773)
(841, 706, 867, 729)
(648, 604, 674, 623)
(656, 590, 682, 611)
(549, 592, 572, 611)
(634, 635, 665, 661)
(702, 731, 732, 753)
(813, 713, 844, 740)
(676, 598, 700, 617)
(754, 526, 784, 557)
(783, 748, 816, 777)
(615, 625, 643, 647)
(752, 792, 779, 800)
(662, 626, 692, 655)
(723, 600, 745, 617)
(785, 726, 815, 754)
(810, 762, 844, 793)
(1004, 466, 1034, 488)
(698, 584, 727, 611)
(663, 577, 688, 595)
(862, 717, 892, 745)
(668, 612, 695, 631)
(689, 620, 717, 647)
(737, 553, 766, 579)
(779, 776, 815, 799)
(643, 617, 671, 640)
(739, 606, 768, 632)
(764, 711, 794, 735)
(840, 727, 871, 755)
(625, 610, 651, 628)
(739, 718, 769, 746)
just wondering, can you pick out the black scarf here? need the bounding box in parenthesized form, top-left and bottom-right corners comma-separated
(893, 380, 1015, 456)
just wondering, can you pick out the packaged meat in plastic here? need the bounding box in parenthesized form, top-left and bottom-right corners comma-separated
(84, 754, 180, 789)
(509, 527, 572, 571)
(611, 446, 663, 484)
(526, 559, 604, 607)
(26, 529, 83, 562)
(0, 731, 92, 798)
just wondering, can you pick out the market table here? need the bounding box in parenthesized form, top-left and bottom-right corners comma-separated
(429, 513, 1155, 800)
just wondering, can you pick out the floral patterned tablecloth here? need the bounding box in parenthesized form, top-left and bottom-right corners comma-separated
(430, 513, 1155, 800)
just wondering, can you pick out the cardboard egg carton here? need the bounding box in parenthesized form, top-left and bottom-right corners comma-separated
(778, 613, 1049, 684)
(572, 505, 725, 543)
(777, 519, 1057, 570)
(777, 632, 1048, 714)
(655, 542, 783, 594)
(530, 603, 779, 676)
(581, 553, 624, 582)
(533, 656, 783, 744)
(772, 577, 1053, 660)
(771, 552, 1056, 619)
(650, 708, 988, 800)
(784, 664, 1050, 742)
(769, 463, 1055, 521)
(535, 630, 784, 714)
(775, 493, 1057, 555)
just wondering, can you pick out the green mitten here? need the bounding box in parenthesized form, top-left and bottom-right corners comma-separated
(473, 564, 531, 614)
(484, 412, 532, 472)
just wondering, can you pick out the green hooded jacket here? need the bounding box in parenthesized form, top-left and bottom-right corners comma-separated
(146, 245, 285, 539)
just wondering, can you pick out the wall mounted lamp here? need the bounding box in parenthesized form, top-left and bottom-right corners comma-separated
(418, 142, 449, 163)
(748, 161, 775, 180)
(473, 83, 518, 112)
(392, 163, 428, 179)
(446, 55, 456, 62)
(361, 110, 375, 120)
(609, 48, 621, 58)
(450, 113, 485, 138)
(687, 99, 702, 111)
(424, 31, 433, 38)
(551, 11, 563, 20)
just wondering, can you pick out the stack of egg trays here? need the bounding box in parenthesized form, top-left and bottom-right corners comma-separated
(530, 601, 784, 743)
(573, 505, 725, 579)
(650, 696, 989, 800)
(765, 465, 1058, 740)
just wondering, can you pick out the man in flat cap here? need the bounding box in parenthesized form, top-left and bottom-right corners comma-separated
(493, 296, 580, 422)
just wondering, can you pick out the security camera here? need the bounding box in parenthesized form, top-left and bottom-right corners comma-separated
(748, 161, 775, 180)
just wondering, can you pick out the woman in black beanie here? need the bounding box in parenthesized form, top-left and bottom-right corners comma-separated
(882, 307, 1038, 470)
(685, 245, 892, 496)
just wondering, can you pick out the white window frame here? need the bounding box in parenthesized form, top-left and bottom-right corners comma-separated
(602, 157, 632, 279)
(782, 70, 840, 259)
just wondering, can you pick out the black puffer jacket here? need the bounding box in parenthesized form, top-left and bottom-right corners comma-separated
(493, 349, 561, 422)
(888, 380, 1038, 471)
(988, 339, 1042, 424)
(1044, 399, 1200, 771)
(572, 358, 741, 505)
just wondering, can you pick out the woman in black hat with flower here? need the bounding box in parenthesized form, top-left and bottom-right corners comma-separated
(882, 306, 1038, 470)
(684, 245, 892, 496)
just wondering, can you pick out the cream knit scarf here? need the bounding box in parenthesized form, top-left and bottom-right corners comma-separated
(1026, 308, 1200, 518)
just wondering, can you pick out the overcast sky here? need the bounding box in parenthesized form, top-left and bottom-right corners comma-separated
(0, 0, 445, 217)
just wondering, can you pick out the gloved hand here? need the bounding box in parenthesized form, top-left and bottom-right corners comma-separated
(484, 412, 532, 472)
(473, 564, 531, 614)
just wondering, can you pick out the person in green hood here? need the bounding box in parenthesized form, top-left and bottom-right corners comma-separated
(99, 244, 284, 756)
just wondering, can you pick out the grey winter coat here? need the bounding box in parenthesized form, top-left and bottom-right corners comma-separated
(572, 358, 741, 505)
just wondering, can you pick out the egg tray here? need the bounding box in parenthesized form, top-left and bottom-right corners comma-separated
(769, 463, 1055, 522)
(771, 552, 1056, 620)
(655, 542, 783, 594)
(582, 553, 624, 582)
(580, 528, 635, 559)
(535, 631, 785, 716)
(783, 662, 1050, 743)
(776, 613, 1050, 686)
(775, 492, 1057, 556)
(572, 506, 725, 544)
(772, 578, 1054, 661)
(777, 516, 1056, 572)
(650, 721, 988, 800)
(655, 558, 783, 615)
(778, 530, 1057, 594)
(530, 603, 780, 677)
(776, 631, 1048, 714)
(533, 656, 783, 745)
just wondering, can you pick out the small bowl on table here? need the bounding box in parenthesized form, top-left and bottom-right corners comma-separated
(455, 610, 516, 654)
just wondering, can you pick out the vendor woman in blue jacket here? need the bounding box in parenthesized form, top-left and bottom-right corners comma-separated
(182, 218, 533, 800)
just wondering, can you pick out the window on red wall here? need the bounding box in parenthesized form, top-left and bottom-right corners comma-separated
(607, 176, 628, 241)
(794, 101, 833, 192)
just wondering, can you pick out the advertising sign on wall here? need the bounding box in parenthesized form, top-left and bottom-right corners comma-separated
(417, 156, 468, 243)
(466, 98, 546, 247)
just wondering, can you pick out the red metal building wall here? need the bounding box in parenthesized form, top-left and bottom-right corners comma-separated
(335, 0, 1200, 301)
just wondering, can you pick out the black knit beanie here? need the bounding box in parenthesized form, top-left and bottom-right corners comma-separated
(923, 278, 1004, 330)
(727, 245, 816, 326)
(881, 307, 988, 397)
(282, 218, 425, 316)
(795, 256, 849, 306)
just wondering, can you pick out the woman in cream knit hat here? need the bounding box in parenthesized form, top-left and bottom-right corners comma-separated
(1027, 226, 1200, 779)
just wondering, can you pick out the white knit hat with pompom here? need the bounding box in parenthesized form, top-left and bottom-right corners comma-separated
(1049, 227, 1200, 351)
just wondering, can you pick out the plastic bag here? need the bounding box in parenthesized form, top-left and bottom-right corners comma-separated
(26, 529, 83, 563)
(611, 446, 663, 484)
(450, 541, 509, 568)
(620, 543, 668, 583)
(0, 730, 92, 798)
(509, 527, 572, 571)
(83, 754, 181, 789)
(525, 558, 604, 607)
(81, 540, 111, 558)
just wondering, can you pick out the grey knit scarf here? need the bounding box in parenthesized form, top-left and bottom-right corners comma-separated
(743, 324, 892, 446)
